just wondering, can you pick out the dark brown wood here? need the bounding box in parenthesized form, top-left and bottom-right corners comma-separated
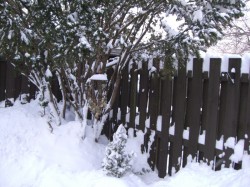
(5, 62, 16, 106)
(128, 64, 138, 129)
(29, 81, 37, 100)
(120, 64, 129, 125)
(138, 62, 149, 132)
(234, 77, 249, 169)
(187, 70, 192, 78)
(157, 76, 172, 178)
(168, 141, 174, 175)
(169, 134, 223, 155)
(203, 71, 209, 79)
(168, 74, 178, 175)
(112, 89, 119, 131)
(147, 130, 157, 170)
(15, 74, 22, 100)
(203, 58, 221, 164)
(21, 75, 29, 103)
(110, 73, 120, 132)
(148, 72, 160, 130)
(168, 65, 187, 175)
(220, 58, 241, 167)
(238, 81, 249, 140)
(102, 118, 111, 140)
(1, 56, 250, 175)
(182, 71, 192, 167)
(51, 75, 62, 102)
(246, 78, 250, 154)
(218, 81, 228, 139)
(216, 74, 228, 170)
(184, 72, 193, 130)
(147, 70, 160, 170)
(106, 68, 115, 101)
(184, 58, 203, 165)
(143, 128, 151, 153)
(0, 60, 6, 102)
(199, 72, 209, 162)
(200, 73, 209, 133)
(241, 74, 249, 83)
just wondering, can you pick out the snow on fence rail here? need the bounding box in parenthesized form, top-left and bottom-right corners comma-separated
(102, 56, 250, 178)
(1, 56, 250, 178)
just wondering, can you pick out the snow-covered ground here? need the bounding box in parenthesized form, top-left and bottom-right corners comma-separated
(0, 101, 250, 187)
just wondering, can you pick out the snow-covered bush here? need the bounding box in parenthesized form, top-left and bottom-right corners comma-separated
(102, 124, 134, 178)
(0, 0, 245, 140)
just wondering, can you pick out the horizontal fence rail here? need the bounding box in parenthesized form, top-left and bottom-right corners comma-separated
(103, 57, 250, 178)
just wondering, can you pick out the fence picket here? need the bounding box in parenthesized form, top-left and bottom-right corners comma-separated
(246, 77, 250, 154)
(169, 65, 187, 175)
(234, 73, 249, 169)
(203, 58, 221, 165)
(147, 70, 160, 170)
(184, 58, 203, 165)
(138, 62, 149, 132)
(157, 75, 172, 177)
(128, 64, 138, 130)
(148, 72, 160, 131)
(220, 58, 241, 167)
(238, 74, 249, 140)
(199, 71, 209, 161)
(120, 64, 129, 125)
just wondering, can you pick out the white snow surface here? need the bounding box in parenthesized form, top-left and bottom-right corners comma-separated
(189, 52, 250, 74)
(45, 67, 53, 78)
(242, 53, 250, 74)
(89, 74, 108, 81)
(0, 101, 250, 187)
(193, 9, 203, 22)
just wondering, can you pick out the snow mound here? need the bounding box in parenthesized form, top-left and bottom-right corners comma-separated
(0, 101, 250, 187)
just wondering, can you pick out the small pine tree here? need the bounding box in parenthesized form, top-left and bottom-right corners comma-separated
(102, 124, 134, 178)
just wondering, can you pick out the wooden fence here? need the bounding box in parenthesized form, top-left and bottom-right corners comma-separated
(102, 57, 250, 178)
(0, 60, 61, 105)
(1, 57, 250, 178)
(0, 60, 35, 105)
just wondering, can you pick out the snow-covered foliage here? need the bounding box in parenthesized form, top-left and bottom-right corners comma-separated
(0, 0, 245, 73)
(102, 124, 134, 178)
(0, 0, 246, 139)
(208, 1, 250, 55)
